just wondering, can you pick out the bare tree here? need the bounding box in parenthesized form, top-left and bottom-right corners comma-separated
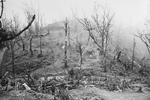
(136, 32, 150, 55)
(10, 41, 15, 79)
(0, 0, 35, 77)
(12, 16, 27, 51)
(78, 9, 114, 72)
(35, 16, 49, 56)
(131, 37, 136, 70)
(18, 36, 26, 51)
(28, 28, 34, 56)
(63, 19, 69, 69)
(25, 8, 49, 56)
(92, 10, 113, 55)
(75, 37, 86, 68)
(25, 10, 35, 56)
(7, 16, 21, 79)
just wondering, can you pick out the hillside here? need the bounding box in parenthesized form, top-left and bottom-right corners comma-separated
(1, 1, 150, 99)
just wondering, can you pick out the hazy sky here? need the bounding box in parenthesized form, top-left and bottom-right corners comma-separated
(4, 0, 150, 29)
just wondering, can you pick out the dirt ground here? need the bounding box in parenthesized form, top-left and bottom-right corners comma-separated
(70, 87, 150, 100)
(0, 87, 149, 100)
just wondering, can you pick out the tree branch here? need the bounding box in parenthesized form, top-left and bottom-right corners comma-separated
(1, 15, 35, 42)
(0, 0, 4, 19)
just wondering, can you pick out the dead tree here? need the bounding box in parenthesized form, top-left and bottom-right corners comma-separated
(25, 9, 49, 56)
(63, 19, 69, 69)
(10, 41, 15, 79)
(29, 37, 33, 55)
(136, 32, 150, 55)
(38, 18, 43, 56)
(78, 9, 114, 72)
(0, 0, 36, 77)
(18, 36, 26, 51)
(76, 37, 86, 68)
(12, 16, 26, 51)
(25, 10, 35, 56)
(78, 42, 83, 68)
(131, 37, 136, 70)
(92, 9, 113, 56)
(35, 17, 49, 56)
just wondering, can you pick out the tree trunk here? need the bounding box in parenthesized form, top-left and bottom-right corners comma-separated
(10, 41, 15, 79)
(64, 19, 68, 69)
(39, 36, 42, 55)
(131, 38, 136, 71)
(0, 47, 7, 77)
(79, 44, 83, 68)
(29, 37, 33, 56)
(20, 37, 25, 51)
(80, 53, 83, 68)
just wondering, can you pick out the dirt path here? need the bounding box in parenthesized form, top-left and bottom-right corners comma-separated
(95, 89, 150, 100)
(70, 87, 150, 100)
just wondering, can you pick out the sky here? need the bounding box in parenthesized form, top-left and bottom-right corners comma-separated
(4, 0, 150, 29)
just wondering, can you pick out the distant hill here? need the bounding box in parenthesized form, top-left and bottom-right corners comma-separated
(43, 20, 89, 44)
(45, 21, 64, 31)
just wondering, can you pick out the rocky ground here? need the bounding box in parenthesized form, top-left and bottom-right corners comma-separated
(0, 86, 150, 100)
(0, 44, 150, 100)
